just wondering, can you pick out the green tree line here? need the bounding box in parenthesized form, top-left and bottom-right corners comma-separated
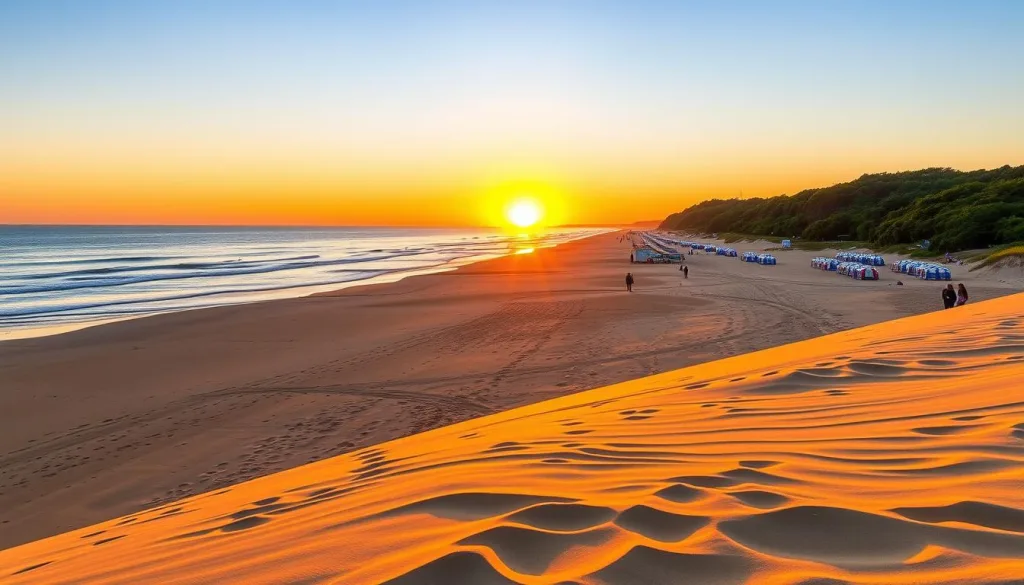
(659, 166, 1024, 252)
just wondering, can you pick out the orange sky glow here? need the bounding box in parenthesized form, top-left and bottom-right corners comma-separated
(1, 2, 1022, 227)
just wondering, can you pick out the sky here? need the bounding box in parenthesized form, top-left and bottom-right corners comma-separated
(1, 0, 1023, 226)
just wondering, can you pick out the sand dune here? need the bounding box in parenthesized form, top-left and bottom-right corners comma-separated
(1, 293, 1022, 584)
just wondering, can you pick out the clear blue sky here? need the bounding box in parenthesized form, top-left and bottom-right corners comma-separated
(2, 0, 1022, 224)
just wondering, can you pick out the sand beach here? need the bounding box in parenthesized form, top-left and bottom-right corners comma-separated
(0, 231, 1020, 555)
(0, 284, 1022, 584)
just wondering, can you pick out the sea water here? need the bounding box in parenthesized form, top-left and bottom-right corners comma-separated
(0, 225, 607, 339)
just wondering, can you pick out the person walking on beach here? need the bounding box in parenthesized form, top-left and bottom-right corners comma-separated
(956, 283, 969, 306)
(941, 284, 957, 309)
(625, 272, 634, 292)
(683, 265, 688, 279)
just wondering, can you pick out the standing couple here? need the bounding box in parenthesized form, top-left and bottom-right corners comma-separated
(941, 283, 969, 309)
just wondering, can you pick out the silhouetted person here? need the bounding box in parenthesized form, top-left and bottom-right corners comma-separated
(683, 265, 688, 279)
(625, 272, 634, 292)
(956, 283, 969, 306)
(941, 284, 956, 309)
(630, 253, 634, 263)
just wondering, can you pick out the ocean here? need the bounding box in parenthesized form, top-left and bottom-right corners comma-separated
(0, 225, 608, 339)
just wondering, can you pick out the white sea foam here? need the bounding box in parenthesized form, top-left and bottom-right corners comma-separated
(0, 226, 608, 336)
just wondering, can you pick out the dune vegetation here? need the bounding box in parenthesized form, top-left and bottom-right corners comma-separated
(972, 243, 1024, 269)
(660, 166, 1024, 252)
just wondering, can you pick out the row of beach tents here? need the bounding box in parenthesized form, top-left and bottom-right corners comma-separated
(643, 233, 954, 282)
(838, 262, 880, 280)
(891, 259, 952, 280)
(630, 232, 682, 263)
(834, 251, 886, 266)
(649, 235, 778, 266)
(742, 252, 777, 264)
(813, 252, 956, 281)
(810, 257, 879, 280)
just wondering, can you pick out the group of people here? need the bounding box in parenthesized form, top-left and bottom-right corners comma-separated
(941, 283, 969, 309)
(943, 252, 966, 266)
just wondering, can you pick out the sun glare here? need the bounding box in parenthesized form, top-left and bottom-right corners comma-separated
(507, 199, 542, 228)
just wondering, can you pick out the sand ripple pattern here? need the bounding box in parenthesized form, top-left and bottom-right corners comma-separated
(1, 295, 1023, 584)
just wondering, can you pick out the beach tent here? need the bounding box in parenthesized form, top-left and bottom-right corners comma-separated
(811, 257, 836, 270)
(703, 244, 717, 253)
(744, 252, 760, 263)
(898, 260, 922, 275)
(837, 261, 862, 276)
(690, 243, 702, 250)
(910, 262, 930, 277)
(920, 264, 952, 281)
(782, 239, 792, 249)
(757, 254, 777, 265)
(717, 247, 738, 257)
(852, 266, 880, 280)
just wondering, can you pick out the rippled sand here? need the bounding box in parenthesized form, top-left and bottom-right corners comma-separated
(2, 294, 1022, 584)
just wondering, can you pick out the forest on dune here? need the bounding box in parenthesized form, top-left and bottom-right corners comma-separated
(660, 166, 1024, 252)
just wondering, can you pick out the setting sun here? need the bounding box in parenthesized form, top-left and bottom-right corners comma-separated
(506, 199, 543, 228)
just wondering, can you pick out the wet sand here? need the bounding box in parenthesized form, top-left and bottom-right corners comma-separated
(0, 231, 1019, 549)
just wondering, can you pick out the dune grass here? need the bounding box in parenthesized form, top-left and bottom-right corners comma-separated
(972, 243, 1024, 269)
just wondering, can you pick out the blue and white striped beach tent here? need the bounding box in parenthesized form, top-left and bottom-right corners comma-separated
(811, 257, 838, 270)
(920, 264, 952, 280)
(743, 252, 760, 262)
(899, 260, 923, 275)
(717, 247, 738, 257)
(703, 244, 717, 253)
(836, 252, 885, 266)
(837, 261, 862, 276)
(757, 254, 777, 265)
